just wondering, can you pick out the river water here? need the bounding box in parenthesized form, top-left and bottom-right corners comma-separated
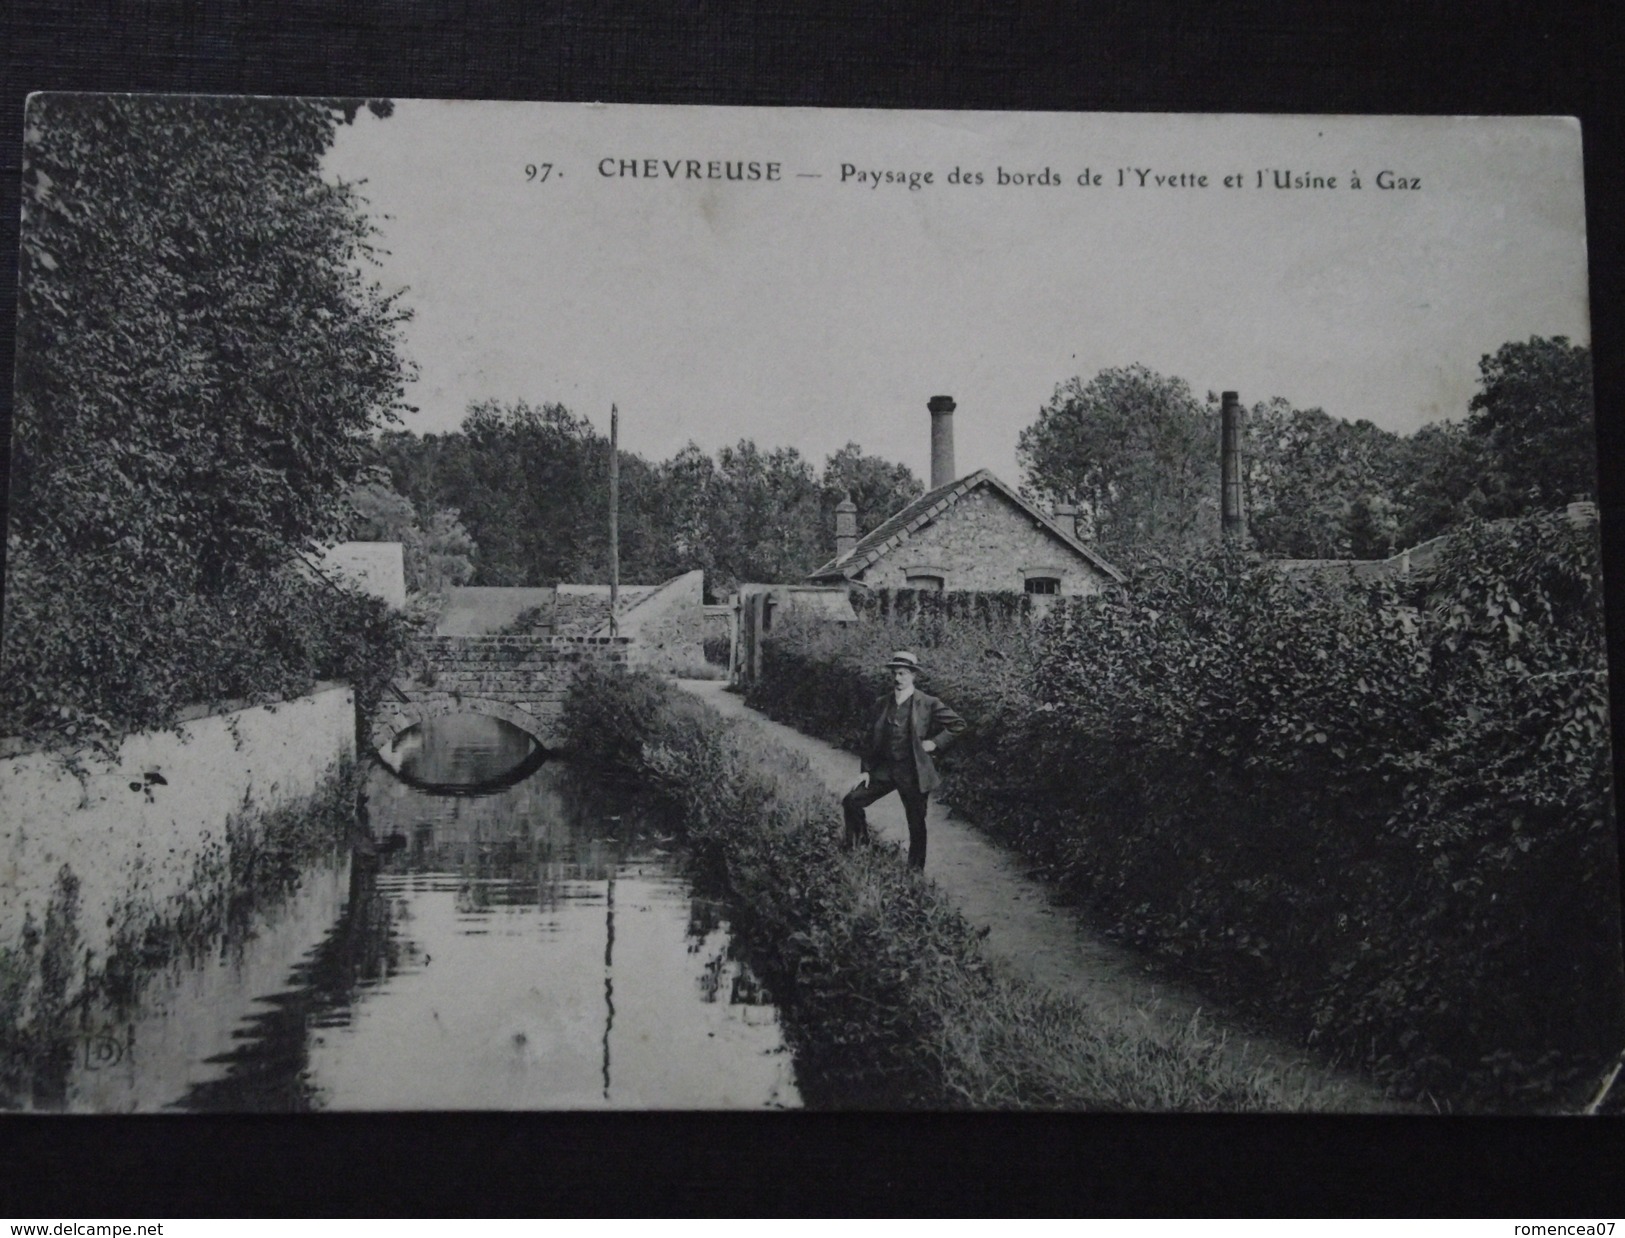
(63, 714, 800, 1111)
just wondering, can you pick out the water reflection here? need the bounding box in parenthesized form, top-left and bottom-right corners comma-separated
(165, 713, 799, 1110)
(61, 856, 352, 1113)
(387, 713, 548, 796)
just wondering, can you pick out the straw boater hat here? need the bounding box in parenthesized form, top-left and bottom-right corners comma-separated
(884, 650, 923, 672)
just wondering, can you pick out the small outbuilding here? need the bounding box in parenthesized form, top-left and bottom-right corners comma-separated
(730, 584, 858, 685)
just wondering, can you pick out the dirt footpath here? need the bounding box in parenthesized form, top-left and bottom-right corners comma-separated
(676, 679, 1404, 1112)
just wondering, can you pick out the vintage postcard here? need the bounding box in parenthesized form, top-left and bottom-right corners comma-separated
(2, 97, 1617, 1113)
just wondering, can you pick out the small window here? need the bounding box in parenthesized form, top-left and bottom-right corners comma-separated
(906, 573, 945, 592)
(1025, 577, 1060, 595)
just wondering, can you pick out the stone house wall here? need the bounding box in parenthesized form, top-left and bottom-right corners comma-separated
(857, 488, 1110, 596)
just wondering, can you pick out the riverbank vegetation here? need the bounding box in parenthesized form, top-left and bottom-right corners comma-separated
(746, 512, 1620, 1111)
(562, 662, 1377, 1110)
(4, 95, 416, 753)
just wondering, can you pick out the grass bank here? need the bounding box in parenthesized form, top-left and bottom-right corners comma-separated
(563, 661, 1376, 1111)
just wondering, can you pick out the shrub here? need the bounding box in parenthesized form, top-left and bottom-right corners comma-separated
(746, 520, 1623, 1110)
(5, 95, 416, 758)
(0, 552, 413, 756)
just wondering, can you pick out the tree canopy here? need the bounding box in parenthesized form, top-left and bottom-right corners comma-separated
(376, 407, 923, 596)
(13, 94, 413, 595)
(4, 94, 414, 748)
(346, 476, 476, 599)
(1242, 400, 1408, 560)
(1017, 365, 1218, 564)
(1019, 341, 1596, 566)
(1465, 336, 1595, 512)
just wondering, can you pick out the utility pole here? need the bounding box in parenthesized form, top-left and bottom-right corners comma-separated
(609, 404, 620, 638)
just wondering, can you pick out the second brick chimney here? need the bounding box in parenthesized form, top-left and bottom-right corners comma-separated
(1221, 390, 1246, 542)
(928, 395, 956, 491)
(835, 491, 858, 559)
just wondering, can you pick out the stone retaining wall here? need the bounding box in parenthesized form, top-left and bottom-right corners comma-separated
(0, 684, 358, 1104)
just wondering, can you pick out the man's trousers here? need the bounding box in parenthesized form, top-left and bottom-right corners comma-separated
(842, 764, 930, 870)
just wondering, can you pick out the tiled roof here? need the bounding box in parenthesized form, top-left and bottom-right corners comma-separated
(806, 468, 1124, 584)
(1273, 532, 1458, 582)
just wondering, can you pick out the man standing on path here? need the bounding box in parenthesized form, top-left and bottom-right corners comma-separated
(842, 650, 967, 870)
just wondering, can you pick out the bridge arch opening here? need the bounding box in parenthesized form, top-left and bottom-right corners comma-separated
(371, 697, 564, 775)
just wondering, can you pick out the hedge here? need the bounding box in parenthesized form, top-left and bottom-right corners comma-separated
(746, 515, 1623, 1111)
(1, 551, 413, 756)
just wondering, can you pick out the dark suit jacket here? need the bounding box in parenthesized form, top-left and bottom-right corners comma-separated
(861, 689, 967, 794)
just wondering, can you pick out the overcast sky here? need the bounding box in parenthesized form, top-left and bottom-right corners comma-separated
(324, 103, 1590, 486)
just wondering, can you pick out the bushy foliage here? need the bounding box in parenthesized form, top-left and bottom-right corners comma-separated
(1, 552, 413, 756)
(562, 663, 1356, 1110)
(346, 477, 477, 599)
(377, 413, 922, 595)
(14, 95, 412, 594)
(747, 587, 1044, 755)
(4, 95, 415, 753)
(1466, 336, 1596, 512)
(748, 521, 1622, 1109)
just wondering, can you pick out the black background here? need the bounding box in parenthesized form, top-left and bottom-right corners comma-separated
(2, 0, 1624, 1218)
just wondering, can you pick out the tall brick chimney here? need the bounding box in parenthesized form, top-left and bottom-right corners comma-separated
(1052, 502, 1078, 540)
(835, 491, 858, 559)
(928, 395, 956, 491)
(1220, 391, 1246, 542)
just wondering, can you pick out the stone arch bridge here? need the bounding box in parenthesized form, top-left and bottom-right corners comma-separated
(371, 635, 630, 763)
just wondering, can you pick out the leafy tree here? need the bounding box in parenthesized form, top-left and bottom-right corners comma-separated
(1017, 365, 1218, 564)
(345, 477, 476, 598)
(3, 94, 415, 749)
(1243, 399, 1408, 559)
(1390, 419, 1498, 548)
(1465, 336, 1595, 512)
(654, 443, 723, 581)
(710, 441, 826, 589)
(820, 443, 924, 541)
(11, 94, 413, 596)
(376, 416, 921, 594)
(416, 510, 479, 597)
(382, 400, 671, 587)
(347, 477, 419, 543)
(430, 400, 602, 585)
